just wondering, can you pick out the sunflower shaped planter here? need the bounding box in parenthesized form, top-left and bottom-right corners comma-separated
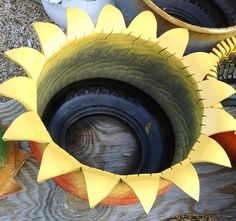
(0, 5, 235, 213)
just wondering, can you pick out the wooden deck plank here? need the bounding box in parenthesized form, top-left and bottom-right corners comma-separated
(0, 101, 235, 220)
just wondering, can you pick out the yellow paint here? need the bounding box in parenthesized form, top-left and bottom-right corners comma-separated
(0, 77, 37, 111)
(4, 47, 46, 80)
(158, 28, 189, 57)
(182, 52, 218, 81)
(66, 7, 94, 41)
(38, 142, 82, 183)
(83, 167, 120, 208)
(198, 80, 235, 107)
(161, 159, 199, 201)
(189, 134, 231, 167)
(95, 4, 126, 33)
(33, 22, 67, 57)
(3, 111, 51, 143)
(123, 174, 160, 213)
(126, 11, 157, 40)
(202, 108, 236, 135)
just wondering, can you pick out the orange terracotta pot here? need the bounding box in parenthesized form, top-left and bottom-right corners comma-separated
(211, 131, 236, 162)
(30, 142, 172, 205)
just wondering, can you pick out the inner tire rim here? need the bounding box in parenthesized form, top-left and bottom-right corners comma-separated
(43, 79, 175, 174)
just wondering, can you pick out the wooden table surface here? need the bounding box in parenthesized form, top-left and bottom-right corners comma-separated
(0, 100, 235, 221)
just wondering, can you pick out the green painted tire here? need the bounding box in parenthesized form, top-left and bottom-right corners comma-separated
(0, 125, 7, 167)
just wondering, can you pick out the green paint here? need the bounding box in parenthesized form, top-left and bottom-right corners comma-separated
(0, 125, 7, 167)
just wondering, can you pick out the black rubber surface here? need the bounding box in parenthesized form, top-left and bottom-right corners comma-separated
(116, 0, 236, 28)
(217, 53, 236, 84)
(152, 0, 229, 28)
(44, 80, 175, 174)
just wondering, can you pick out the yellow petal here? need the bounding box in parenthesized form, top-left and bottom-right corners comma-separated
(82, 167, 120, 208)
(226, 38, 235, 52)
(66, 7, 94, 41)
(33, 22, 67, 57)
(220, 40, 230, 55)
(212, 48, 223, 59)
(158, 28, 189, 57)
(213, 103, 224, 109)
(198, 79, 235, 107)
(202, 108, 236, 135)
(123, 174, 160, 214)
(3, 111, 51, 143)
(230, 36, 236, 47)
(216, 43, 226, 55)
(4, 48, 45, 80)
(126, 11, 157, 40)
(37, 142, 82, 183)
(188, 134, 231, 167)
(161, 160, 199, 201)
(182, 52, 218, 81)
(0, 77, 37, 111)
(95, 4, 126, 33)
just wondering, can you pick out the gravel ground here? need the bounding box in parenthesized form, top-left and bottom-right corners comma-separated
(165, 214, 215, 221)
(0, 0, 50, 85)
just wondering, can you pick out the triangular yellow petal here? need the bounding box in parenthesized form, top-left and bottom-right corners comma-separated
(158, 28, 188, 57)
(231, 36, 236, 46)
(95, 4, 126, 33)
(82, 167, 120, 208)
(37, 142, 82, 183)
(198, 79, 235, 107)
(4, 47, 45, 80)
(188, 134, 231, 167)
(212, 48, 223, 59)
(123, 174, 160, 214)
(161, 160, 199, 201)
(182, 52, 218, 81)
(66, 7, 94, 41)
(213, 103, 223, 109)
(33, 22, 67, 57)
(127, 11, 157, 40)
(220, 40, 230, 55)
(3, 111, 51, 143)
(216, 44, 226, 55)
(0, 77, 37, 111)
(202, 108, 236, 135)
(226, 38, 236, 52)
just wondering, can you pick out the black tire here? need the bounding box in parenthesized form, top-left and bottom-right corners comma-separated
(217, 53, 236, 84)
(43, 81, 175, 174)
(116, 0, 236, 53)
(152, 0, 230, 28)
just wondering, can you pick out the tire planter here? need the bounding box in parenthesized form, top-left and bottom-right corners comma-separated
(116, 0, 236, 53)
(0, 5, 234, 213)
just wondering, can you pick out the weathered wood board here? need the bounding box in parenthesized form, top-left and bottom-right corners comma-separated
(0, 101, 235, 221)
